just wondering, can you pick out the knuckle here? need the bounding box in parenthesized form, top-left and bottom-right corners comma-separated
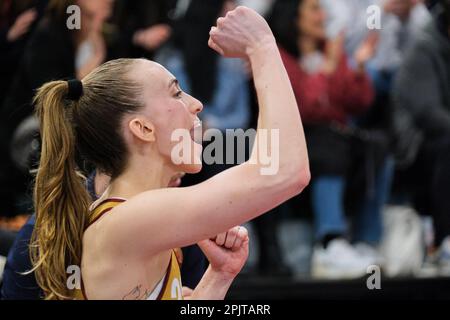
(217, 17, 225, 27)
(226, 9, 236, 18)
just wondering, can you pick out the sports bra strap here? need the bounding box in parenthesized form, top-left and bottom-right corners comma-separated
(89, 198, 126, 225)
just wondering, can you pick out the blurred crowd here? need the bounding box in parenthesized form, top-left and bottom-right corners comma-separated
(0, 0, 449, 282)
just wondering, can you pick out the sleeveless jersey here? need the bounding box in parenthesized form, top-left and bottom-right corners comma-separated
(73, 198, 183, 300)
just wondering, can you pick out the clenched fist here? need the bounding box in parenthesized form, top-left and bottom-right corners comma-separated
(208, 6, 276, 59)
(198, 226, 249, 278)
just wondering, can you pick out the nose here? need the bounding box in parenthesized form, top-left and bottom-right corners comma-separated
(188, 95, 203, 115)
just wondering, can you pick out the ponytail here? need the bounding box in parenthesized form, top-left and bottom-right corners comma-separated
(29, 58, 144, 299)
(31, 81, 91, 300)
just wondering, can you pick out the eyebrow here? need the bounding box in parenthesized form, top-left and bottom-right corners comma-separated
(168, 78, 179, 89)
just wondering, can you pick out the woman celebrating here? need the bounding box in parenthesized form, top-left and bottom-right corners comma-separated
(32, 6, 310, 299)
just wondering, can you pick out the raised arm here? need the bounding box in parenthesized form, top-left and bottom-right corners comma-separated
(103, 7, 310, 258)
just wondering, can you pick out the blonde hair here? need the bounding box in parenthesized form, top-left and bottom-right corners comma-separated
(31, 59, 144, 299)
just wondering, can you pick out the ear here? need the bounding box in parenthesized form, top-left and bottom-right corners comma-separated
(128, 118, 156, 142)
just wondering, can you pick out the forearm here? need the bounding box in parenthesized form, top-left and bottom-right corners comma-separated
(189, 266, 234, 300)
(248, 42, 309, 179)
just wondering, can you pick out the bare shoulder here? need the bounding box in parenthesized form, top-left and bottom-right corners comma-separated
(82, 189, 173, 257)
(81, 202, 174, 299)
(82, 226, 171, 299)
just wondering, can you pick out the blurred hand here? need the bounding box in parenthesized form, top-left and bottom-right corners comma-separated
(133, 24, 171, 51)
(322, 31, 345, 75)
(7, 8, 37, 42)
(354, 32, 379, 70)
(198, 226, 249, 279)
(208, 6, 275, 59)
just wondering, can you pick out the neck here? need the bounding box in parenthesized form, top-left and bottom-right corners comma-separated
(298, 35, 318, 55)
(106, 156, 175, 200)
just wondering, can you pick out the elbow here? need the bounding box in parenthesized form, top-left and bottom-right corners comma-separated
(254, 160, 310, 202)
(282, 162, 311, 197)
(292, 164, 311, 195)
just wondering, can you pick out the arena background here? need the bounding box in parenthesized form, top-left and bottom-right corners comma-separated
(1, 0, 450, 300)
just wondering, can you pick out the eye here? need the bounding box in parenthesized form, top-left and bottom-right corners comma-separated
(175, 90, 183, 98)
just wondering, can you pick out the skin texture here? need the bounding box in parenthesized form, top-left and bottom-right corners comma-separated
(82, 6, 310, 300)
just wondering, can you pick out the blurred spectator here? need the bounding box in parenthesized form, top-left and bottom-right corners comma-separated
(270, 0, 385, 279)
(393, 0, 450, 275)
(321, 0, 428, 159)
(321, 0, 430, 74)
(319, 0, 430, 124)
(0, 0, 48, 106)
(319, 1, 431, 264)
(0, 0, 113, 217)
(320, 0, 429, 160)
(0, 0, 41, 219)
(109, 0, 174, 59)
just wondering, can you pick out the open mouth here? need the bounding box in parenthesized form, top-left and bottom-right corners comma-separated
(190, 119, 203, 145)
